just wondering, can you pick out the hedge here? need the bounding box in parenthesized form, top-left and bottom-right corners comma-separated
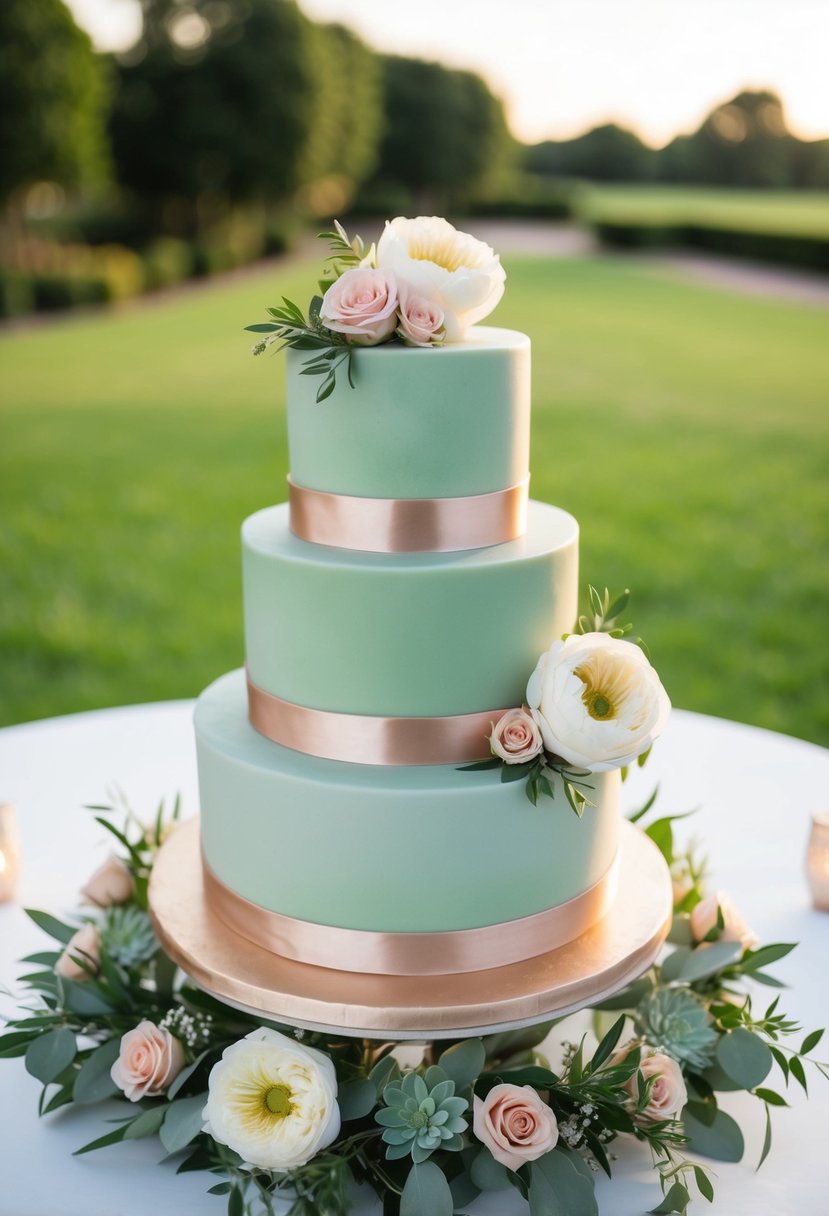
(591, 219, 829, 273)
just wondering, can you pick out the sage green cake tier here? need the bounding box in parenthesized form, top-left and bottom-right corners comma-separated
(286, 327, 530, 499)
(196, 669, 620, 934)
(243, 501, 578, 717)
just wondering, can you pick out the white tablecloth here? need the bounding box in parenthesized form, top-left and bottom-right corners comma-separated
(1, 703, 828, 1215)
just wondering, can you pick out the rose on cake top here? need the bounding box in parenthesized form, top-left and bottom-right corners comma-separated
(246, 216, 506, 400)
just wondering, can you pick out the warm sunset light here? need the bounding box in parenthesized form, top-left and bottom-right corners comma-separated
(66, 0, 829, 146)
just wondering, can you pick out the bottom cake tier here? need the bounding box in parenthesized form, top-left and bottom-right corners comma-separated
(195, 670, 621, 975)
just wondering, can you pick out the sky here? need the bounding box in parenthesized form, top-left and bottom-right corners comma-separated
(66, 0, 829, 148)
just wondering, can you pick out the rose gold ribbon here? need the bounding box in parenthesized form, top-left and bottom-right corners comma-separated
(288, 476, 529, 552)
(202, 852, 619, 976)
(248, 673, 506, 765)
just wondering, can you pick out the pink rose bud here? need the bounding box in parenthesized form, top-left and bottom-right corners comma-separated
(473, 1084, 558, 1171)
(490, 708, 544, 764)
(396, 281, 445, 347)
(80, 854, 134, 906)
(690, 891, 758, 953)
(55, 922, 100, 981)
(319, 267, 399, 346)
(622, 1049, 688, 1122)
(111, 1020, 185, 1102)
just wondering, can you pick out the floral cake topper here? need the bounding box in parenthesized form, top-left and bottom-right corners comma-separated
(246, 216, 506, 400)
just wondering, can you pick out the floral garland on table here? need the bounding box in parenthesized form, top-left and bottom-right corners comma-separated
(246, 215, 506, 400)
(464, 587, 671, 813)
(3, 793, 826, 1216)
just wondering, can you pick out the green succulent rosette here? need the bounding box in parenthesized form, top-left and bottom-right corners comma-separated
(636, 987, 719, 1072)
(375, 1068, 469, 1163)
(100, 905, 158, 968)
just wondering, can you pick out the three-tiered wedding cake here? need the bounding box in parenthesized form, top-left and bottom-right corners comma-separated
(192, 219, 666, 980)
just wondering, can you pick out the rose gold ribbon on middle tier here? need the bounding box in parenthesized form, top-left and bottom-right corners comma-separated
(247, 673, 505, 765)
(288, 475, 529, 553)
(201, 851, 619, 976)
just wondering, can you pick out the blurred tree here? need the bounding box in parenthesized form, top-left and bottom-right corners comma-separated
(110, 1, 381, 229)
(0, 0, 110, 211)
(374, 56, 511, 210)
(526, 123, 657, 182)
(662, 91, 796, 188)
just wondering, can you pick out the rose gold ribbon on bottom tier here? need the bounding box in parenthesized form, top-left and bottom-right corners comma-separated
(201, 853, 619, 976)
(288, 476, 530, 553)
(247, 673, 507, 765)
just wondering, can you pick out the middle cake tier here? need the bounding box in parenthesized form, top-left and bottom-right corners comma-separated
(243, 500, 578, 718)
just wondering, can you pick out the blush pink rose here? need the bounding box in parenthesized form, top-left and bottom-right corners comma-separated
(490, 708, 544, 764)
(319, 267, 399, 345)
(80, 854, 134, 906)
(396, 281, 445, 347)
(473, 1084, 558, 1171)
(111, 1020, 185, 1102)
(690, 891, 758, 953)
(55, 922, 100, 981)
(623, 1050, 687, 1122)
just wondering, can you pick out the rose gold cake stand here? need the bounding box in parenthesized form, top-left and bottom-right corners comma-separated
(149, 818, 671, 1040)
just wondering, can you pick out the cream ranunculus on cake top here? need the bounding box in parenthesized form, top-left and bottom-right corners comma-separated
(246, 216, 506, 400)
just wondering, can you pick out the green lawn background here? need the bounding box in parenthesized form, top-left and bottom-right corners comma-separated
(2, 252, 828, 745)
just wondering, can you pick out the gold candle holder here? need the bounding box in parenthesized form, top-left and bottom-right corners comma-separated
(0, 803, 20, 903)
(807, 812, 829, 912)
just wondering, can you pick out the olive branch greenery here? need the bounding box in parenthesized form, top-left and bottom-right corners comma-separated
(2, 792, 827, 1216)
(245, 222, 373, 403)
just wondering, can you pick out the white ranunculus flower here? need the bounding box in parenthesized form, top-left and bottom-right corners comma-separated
(203, 1027, 340, 1170)
(526, 632, 670, 773)
(375, 216, 505, 340)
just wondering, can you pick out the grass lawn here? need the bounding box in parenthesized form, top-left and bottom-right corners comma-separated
(2, 252, 828, 746)
(579, 184, 829, 236)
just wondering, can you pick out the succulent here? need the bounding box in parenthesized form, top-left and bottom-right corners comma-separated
(375, 1068, 469, 1163)
(101, 906, 158, 969)
(635, 987, 719, 1072)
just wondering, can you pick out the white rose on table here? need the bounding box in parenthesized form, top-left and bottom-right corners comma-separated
(319, 267, 399, 345)
(690, 891, 758, 953)
(526, 632, 670, 772)
(203, 1027, 340, 1170)
(376, 216, 505, 340)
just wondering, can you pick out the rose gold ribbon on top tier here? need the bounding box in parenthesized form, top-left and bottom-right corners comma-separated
(247, 673, 505, 765)
(202, 851, 619, 976)
(288, 476, 529, 553)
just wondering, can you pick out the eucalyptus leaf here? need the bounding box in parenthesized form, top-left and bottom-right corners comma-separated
(400, 1161, 454, 1216)
(590, 1015, 625, 1072)
(167, 1050, 209, 1100)
(124, 1105, 167, 1140)
(25, 1028, 76, 1084)
(370, 1054, 400, 1094)
(648, 1181, 691, 1214)
(73, 1038, 121, 1104)
(757, 1101, 773, 1170)
(438, 1039, 485, 1090)
(470, 1148, 513, 1191)
(693, 1165, 714, 1202)
(529, 1149, 598, 1216)
(801, 1027, 824, 1055)
(25, 909, 78, 946)
(60, 979, 115, 1016)
(682, 1104, 745, 1162)
(160, 1094, 209, 1154)
(716, 1029, 773, 1090)
(338, 1078, 377, 1121)
(676, 940, 743, 982)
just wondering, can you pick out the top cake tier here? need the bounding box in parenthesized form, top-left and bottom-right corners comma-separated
(286, 327, 530, 501)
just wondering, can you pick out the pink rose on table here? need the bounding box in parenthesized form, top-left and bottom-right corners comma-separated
(690, 891, 758, 952)
(473, 1084, 558, 1171)
(396, 281, 445, 347)
(55, 922, 100, 981)
(80, 854, 134, 906)
(319, 268, 399, 345)
(621, 1049, 687, 1122)
(111, 1020, 185, 1102)
(490, 708, 543, 764)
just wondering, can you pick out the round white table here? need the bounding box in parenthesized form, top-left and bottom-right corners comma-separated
(1, 703, 828, 1215)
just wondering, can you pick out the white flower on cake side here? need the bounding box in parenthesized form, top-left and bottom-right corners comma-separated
(376, 215, 506, 341)
(527, 632, 671, 772)
(203, 1027, 340, 1170)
